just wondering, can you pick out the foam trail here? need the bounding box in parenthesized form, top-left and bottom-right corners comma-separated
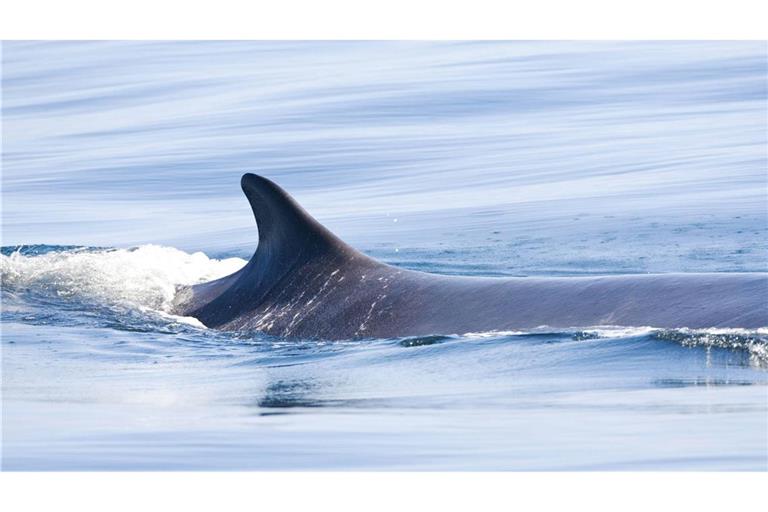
(1, 245, 246, 312)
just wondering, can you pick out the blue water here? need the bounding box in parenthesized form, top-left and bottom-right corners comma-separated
(1, 41, 767, 470)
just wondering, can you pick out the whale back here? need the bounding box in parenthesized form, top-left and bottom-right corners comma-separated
(174, 174, 768, 339)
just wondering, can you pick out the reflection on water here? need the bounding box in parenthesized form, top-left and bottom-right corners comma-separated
(2, 316, 768, 470)
(652, 378, 756, 388)
(399, 335, 453, 347)
(255, 379, 329, 410)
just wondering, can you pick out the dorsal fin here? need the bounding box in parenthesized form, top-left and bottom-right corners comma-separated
(236, 173, 364, 296)
(240, 172, 357, 255)
(182, 174, 370, 328)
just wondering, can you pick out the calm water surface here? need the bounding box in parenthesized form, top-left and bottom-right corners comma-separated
(2, 41, 767, 470)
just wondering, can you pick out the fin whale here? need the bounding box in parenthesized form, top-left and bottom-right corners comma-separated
(172, 174, 767, 339)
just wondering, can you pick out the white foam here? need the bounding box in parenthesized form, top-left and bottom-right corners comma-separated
(0, 245, 246, 313)
(579, 326, 658, 338)
(460, 326, 657, 339)
(153, 309, 209, 328)
(669, 327, 768, 336)
(460, 330, 528, 338)
(574, 326, 768, 340)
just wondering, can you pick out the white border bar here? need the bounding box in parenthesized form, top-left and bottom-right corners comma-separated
(1, 0, 767, 39)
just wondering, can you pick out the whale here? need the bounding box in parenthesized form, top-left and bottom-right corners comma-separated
(172, 173, 767, 339)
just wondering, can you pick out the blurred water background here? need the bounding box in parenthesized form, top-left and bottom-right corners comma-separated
(1, 41, 767, 470)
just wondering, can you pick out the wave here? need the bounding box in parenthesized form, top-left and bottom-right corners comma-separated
(653, 328, 768, 367)
(397, 327, 767, 365)
(1, 244, 245, 313)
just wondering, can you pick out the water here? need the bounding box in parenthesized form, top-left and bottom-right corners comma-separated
(2, 41, 767, 470)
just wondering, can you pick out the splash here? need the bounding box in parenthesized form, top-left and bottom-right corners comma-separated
(0, 245, 246, 313)
(653, 328, 768, 367)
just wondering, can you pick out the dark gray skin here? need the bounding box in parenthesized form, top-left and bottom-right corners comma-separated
(172, 174, 767, 339)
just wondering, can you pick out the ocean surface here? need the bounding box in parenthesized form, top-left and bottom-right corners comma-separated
(1, 41, 767, 470)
